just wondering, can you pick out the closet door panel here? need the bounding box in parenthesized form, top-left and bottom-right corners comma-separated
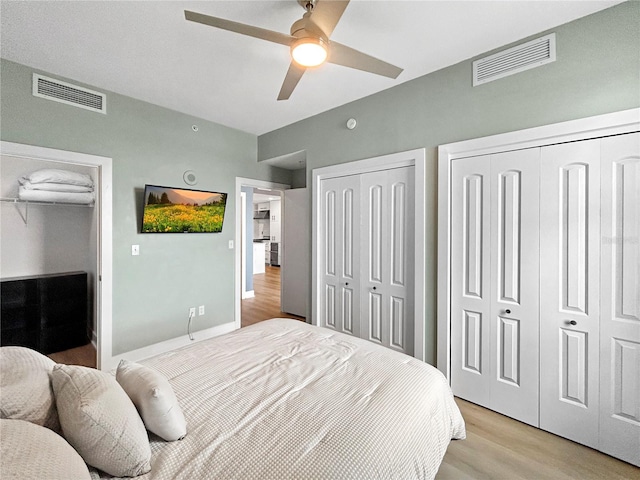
(489, 149, 540, 427)
(599, 132, 640, 467)
(540, 139, 600, 448)
(451, 156, 492, 407)
(320, 175, 361, 337)
(360, 167, 414, 355)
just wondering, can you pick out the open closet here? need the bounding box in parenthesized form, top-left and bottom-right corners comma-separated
(0, 153, 98, 359)
(438, 109, 639, 466)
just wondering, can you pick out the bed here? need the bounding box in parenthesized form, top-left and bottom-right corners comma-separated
(1, 318, 465, 479)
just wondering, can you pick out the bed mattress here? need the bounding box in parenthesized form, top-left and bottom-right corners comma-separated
(92, 318, 465, 479)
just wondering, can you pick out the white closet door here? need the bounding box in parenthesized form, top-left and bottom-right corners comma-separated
(319, 175, 361, 336)
(599, 132, 640, 467)
(451, 155, 492, 407)
(360, 167, 415, 355)
(451, 151, 539, 424)
(489, 149, 540, 426)
(540, 139, 601, 448)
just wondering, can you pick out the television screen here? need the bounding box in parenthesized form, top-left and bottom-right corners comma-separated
(141, 185, 227, 233)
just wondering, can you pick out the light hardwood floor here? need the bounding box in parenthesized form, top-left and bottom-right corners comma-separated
(241, 265, 305, 327)
(437, 398, 638, 480)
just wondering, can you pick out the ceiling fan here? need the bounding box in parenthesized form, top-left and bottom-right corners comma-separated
(184, 0, 403, 100)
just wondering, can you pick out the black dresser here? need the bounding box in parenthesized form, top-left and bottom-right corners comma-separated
(1, 272, 89, 354)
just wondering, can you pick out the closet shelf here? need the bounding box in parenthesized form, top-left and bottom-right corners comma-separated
(0, 197, 94, 225)
(0, 197, 94, 207)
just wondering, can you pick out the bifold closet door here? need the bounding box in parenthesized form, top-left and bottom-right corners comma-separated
(360, 167, 415, 355)
(451, 155, 492, 407)
(599, 132, 640, 466)
(320, 174, 361, 337)
(451, 150, 540, 426)
(539, 139, 601, 448)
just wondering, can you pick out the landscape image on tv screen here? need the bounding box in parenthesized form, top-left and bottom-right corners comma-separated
(141, 185, 227, 233)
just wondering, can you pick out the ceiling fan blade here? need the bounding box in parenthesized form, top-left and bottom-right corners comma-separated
(185, 10, 294, 47)
(278, 63, 306, 101)
(328, 42, 403, 79)
(309, 0, 350, 38)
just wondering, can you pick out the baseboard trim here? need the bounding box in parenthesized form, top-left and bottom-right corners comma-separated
(103, 321, 237, 371)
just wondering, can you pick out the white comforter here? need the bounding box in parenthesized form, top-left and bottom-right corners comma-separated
(93, 319, 465, 479)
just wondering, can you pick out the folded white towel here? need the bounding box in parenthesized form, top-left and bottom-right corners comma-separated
(18, 187, 95, 205)
(19, 169, 94, 188)
(20, 180, 93, 193)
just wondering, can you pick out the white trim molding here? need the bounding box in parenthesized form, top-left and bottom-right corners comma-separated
(109, 321, 236, 368)
(311, 148, 427, 362)
(437, 108, 640, 380)
(0, 141, 113, 370)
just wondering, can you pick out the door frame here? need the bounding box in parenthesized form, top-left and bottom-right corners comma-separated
(437, 108, 640, 381)
(234, 177, 290, 329)
(0, 141, 112, 370)
(311, 148, 427, 362)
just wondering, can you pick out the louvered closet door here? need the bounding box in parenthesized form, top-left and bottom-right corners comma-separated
(451, 150, 540, 425)
(539, 139, 601, 448)
(320, 175, 361, 336)
(599, 132, 640, 467)
(360, 167, 415, 355)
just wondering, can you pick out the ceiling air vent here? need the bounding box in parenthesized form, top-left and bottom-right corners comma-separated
(473, 33, 556, 86)
(32, 73, 107, 114)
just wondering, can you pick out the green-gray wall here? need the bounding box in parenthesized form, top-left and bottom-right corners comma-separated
(0, 59, 291, 355)
(257, 3, 640, 365)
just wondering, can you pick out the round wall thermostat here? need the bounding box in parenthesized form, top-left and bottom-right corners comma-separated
(183, 170, 197, 186)
(346, 118, 357, 130)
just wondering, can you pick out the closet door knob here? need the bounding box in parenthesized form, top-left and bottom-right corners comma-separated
(345, 282, 349, 286)
(372, 286, 377, 290)
(567, 320, 577, 326)
(505, 309, 511, 314)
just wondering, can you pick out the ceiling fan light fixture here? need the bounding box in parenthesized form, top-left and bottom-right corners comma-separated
(291, 37, 327, 67)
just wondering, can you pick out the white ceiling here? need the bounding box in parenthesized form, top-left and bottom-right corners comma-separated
(0, 1, 622, 136)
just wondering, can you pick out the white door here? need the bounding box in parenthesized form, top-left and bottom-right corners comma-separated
(539, 139, 601, 448)
(282, 188, 309, 318)
(599, 132, 640, 466)
(361, 167, 415, 355)
(451, 149, 540, 426)
(489, 149, 540, 426)
(451, 155, 492, 407)
(320, 174, 361, 336)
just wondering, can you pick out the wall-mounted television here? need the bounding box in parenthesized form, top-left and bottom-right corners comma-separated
(141, 184, 227, 233)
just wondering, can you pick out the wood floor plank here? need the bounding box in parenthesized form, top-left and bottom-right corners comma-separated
(48, 343, 96, 368)
(241, 265, 305, 327)
(437, 398, 639, 480)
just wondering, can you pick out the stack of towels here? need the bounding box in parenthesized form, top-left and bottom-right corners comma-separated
(18, 169, 95, 205)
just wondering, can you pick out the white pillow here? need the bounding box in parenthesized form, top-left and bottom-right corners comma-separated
(116, 359, 187, 441)
(0, 346, 60, 432)
(19, 168, 94, 187)
(50, 364, 151, 477)
(0, 419, 91, 480)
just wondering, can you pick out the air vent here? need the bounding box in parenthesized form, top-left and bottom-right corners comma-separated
(473, 33, 556, 86)
(32, 74, 106, 114)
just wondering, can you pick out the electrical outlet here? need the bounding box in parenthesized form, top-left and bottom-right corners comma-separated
(198, 305, 205, 316)
(189, 307, 196, 317)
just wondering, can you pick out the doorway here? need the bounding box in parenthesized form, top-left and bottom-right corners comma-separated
(235, 177, 304, 329)
(0, 141, 112, 370)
